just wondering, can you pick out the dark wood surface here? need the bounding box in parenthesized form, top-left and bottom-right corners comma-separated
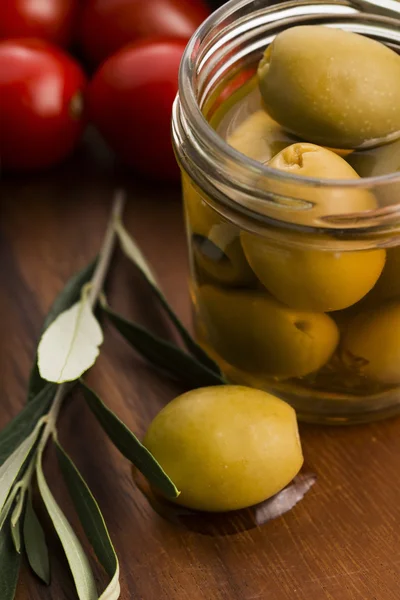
(2, 133, 400, 600)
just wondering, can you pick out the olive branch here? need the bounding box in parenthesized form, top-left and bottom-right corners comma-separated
(0, 190, 225, 600)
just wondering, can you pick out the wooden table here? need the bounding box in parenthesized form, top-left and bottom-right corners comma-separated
(2, 131, 400, 600)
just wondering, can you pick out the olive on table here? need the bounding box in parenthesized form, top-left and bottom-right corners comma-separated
(341, 301, 400, 385)
(258, 26, 400, 149)
(240, 143, 386, 312)
(144, 385, 303, 512)
(198, 285, 339, 378)
(183, 176, 255, 287)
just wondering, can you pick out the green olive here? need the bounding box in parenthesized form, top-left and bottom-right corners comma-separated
(226, 108, 296, 163)
(241, 232, 386, 313)
(240, 143, 385, 312)
(198, 285, 339, 378)
(341, 301, 400, 384)
(265, 143, 377, 226)
(232, 143, 375, 227)
(183, 175, 255, 286)
(144, 385, 303, 512)
(258, 26, 400, 149)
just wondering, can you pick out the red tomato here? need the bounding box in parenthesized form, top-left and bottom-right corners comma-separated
(87, 38, 186, 180)
(0, 39, 87, 171)
(0, 1, 79, 48)
(79, 0, 209, 66)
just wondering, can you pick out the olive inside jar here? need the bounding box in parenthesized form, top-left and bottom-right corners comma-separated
(172, 0, 400, 424)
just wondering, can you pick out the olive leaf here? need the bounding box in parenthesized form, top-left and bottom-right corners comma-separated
(0, 419, 45, 514)
(0, 521, 21, 600)
(0, 486, 20, 532)
(114, 218, 158, 287)
(99, 567, 120, 600)
(28, 363, 48, 406)
(55, 441, 120, 599)
(10, 512, 22, 554)
(23, 490, 50, 585)
(0, 384, 54, 466)
(114, 219, 224, 377)
(36, 444, 98, 600)
(80, 381, 179, 499)
(37, 294, 103, 384)
(28, 260, 97, 401)
(10, 485, 29, 554)
(102, 302, 227, 388)
(11, 487, 26, 529)
(10, 488, 26, 553)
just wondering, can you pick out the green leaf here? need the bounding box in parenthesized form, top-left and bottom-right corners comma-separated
(80, 381, 179, 500)
(0, 521, 21, 600)
(27, 363, 45, 404)
(23, 490, 50, 585)
(38, 296, 103, 384)
(103, 303, 226, 388)
(28, 260, 97, 401)
(55, 441, 117, 576)
(10, 512, 22, 554)
(0, 384, 55, 466)
(99, 567, 120, 600)
(55, 441, 120, 598)
(115, 218, 158, 287)
(10, 488, 27, 553)
(36, 445, 98, 600)
(11, 488, 26, 529)
(154, 289, 224, 376)
(114, 219, 223, 377)
(0, 421, 44, 513)
(0, 486, 19, 532)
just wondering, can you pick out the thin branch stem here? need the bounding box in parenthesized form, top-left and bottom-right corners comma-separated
(42, 189, 126, 437)
(88, 189, 126, 309)
(28, 190, 126, 489)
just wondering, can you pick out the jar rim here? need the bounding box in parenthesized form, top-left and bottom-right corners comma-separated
(178, 0, 400, 191)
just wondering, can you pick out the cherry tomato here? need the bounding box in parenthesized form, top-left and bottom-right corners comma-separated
(88, 38, 186, 180)
(0, 1, 79, 48)
(0, 39, 87, 171)
(79, 0, 209, 66)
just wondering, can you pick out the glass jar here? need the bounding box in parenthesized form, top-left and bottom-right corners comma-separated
(172, 0, 400, 424)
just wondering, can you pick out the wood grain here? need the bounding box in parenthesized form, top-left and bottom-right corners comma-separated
(1, 132, 400, 600)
